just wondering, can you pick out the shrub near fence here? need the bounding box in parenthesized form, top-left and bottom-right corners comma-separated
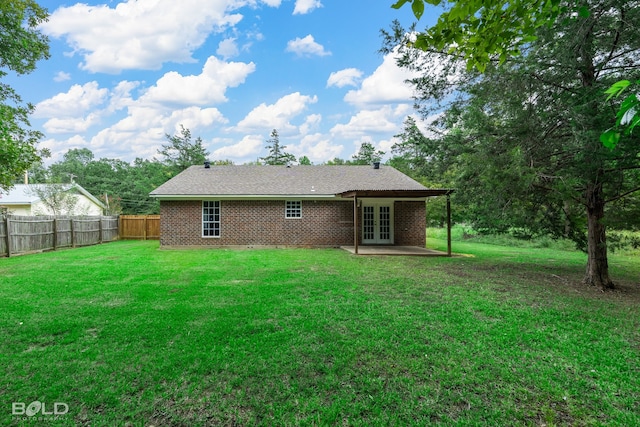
(0, 215, 119, 257)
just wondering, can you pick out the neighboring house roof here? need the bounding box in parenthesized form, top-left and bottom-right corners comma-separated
(0, 184, 106, 209)
(150, 165, 451, 199)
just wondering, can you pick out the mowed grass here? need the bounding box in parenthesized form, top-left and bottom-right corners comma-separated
(0, 240, 639, 426)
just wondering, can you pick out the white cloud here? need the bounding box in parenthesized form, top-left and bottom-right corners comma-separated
(212, 134, 263, 160)
(327, 68, 363, 88)
(217, 38, 239, 60)
(53, 71, 71, 82)
(286, 35, 331, 57)
(83, 103, 227, 162)
(344, 52, 418, 107)
(142, 56, 256, 106)
(289, 133, 343, 162)
(40, 135, 91, 164)
(293, 0, 323, 15)
(41, 0, 280, 73)
(34, 82, 108, 118)
(107, 81, 140, 113)
(299, 114, 322, 135)
(330, 106, 401, 139)
(235, 92, 318, 132)
(43, 114, 102, 134)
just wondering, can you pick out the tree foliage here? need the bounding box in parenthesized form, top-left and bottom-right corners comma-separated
(0, 0, 50, 191)
(351, 142, 385, 165)
(391, 0, 640, 148)
(601, 80, 640, 148)
(392, 0, 570, 72)
(157, 125, 209, 174)
(387, 0, 640, 290)
(260, 129, 296, 165)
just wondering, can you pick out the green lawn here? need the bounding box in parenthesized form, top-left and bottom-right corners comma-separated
(1, 240, 638, 426)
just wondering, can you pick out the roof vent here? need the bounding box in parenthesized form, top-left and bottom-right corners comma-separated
(204, 161, 211, 169)
(373, 161, 380, 169)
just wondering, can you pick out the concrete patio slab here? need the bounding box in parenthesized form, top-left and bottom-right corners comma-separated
(340, 246, 450, 256)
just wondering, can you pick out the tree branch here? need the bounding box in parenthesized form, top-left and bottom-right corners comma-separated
(529, 73, 580, 95)
(605, 186, 640, 204)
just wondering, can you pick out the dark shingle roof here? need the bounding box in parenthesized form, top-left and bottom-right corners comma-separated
(150, 165, 430, 197)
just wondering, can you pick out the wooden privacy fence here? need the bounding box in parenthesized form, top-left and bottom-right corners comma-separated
(119, 215, 160, 240)
(0, 215, 119, 257)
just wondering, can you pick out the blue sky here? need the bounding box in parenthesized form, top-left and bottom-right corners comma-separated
(10, 0, 440, 165)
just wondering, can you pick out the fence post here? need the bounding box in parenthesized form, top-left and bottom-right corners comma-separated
(118, 215, 122, 240)
(70, 218, 76, 248)
(99, 216, 103, 244)
(53, 217, 58, 251)
(4, 216, 10, 257)
(144, 216, 148, 240)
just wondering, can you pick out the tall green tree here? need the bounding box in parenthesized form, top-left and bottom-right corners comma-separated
(157, 125, 209, 174)
(389, 116, 436, 177)
(0, 0, 50, 191)
(351, 141, 385, 165)
(386, 0, 640, 290)
(391, 0, 640, 148)
(260, 129, 296, 165)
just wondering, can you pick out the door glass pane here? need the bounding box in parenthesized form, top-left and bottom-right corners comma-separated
(363, 206, 374, 240)
(379, 206, 390, 240)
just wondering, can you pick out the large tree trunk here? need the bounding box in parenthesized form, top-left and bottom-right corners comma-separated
(583, 183, 614, 290)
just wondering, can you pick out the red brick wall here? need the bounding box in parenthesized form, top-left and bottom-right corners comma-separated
(160, 200, 355, 247)
(394, 201, 427, 246)
(160, 199, 426, 247)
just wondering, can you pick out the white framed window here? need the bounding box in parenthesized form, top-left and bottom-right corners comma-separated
(202, 200, 220, 237)
(285, 200, 302, 219)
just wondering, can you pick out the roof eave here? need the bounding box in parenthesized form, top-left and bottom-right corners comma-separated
(338, 189, 455, 198)
(150, 194, 341, 200)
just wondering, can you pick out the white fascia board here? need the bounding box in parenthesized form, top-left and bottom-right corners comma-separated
(150, 194, 342, 201)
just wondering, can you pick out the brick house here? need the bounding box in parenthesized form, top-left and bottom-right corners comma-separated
(150, 164, 452, 253)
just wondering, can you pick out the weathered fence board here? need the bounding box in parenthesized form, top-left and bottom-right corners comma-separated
(119, 215, 160, 240)
(0, 215, 119, 257)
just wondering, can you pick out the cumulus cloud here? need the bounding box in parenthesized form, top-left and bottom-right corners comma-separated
(40, 0, 278, 73)
(299, 114, 322, 135)
(293, 0, 323, 15)
(286, 35, 331, 57)
(289, 133, 343, 162)
(344, 52, 418, 107)
(212, 134, 263, 160)
(330, 106, 403, 139)
(88, 105, 227, 161)
(235, 92, 318, 132)
(42, 114, 102, 134)
(142, 56, 256, 106)
(34, 82, 108, 118)
(327, 68, 363, 88)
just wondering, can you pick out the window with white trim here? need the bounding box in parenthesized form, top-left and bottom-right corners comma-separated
(285, 200, 302, 218)
(202, 201, 220, 237)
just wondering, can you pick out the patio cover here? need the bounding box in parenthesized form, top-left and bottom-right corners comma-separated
(337, 189, 455, 256)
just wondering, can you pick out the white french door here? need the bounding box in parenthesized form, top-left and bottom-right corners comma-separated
(362, 201, 393, 244)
